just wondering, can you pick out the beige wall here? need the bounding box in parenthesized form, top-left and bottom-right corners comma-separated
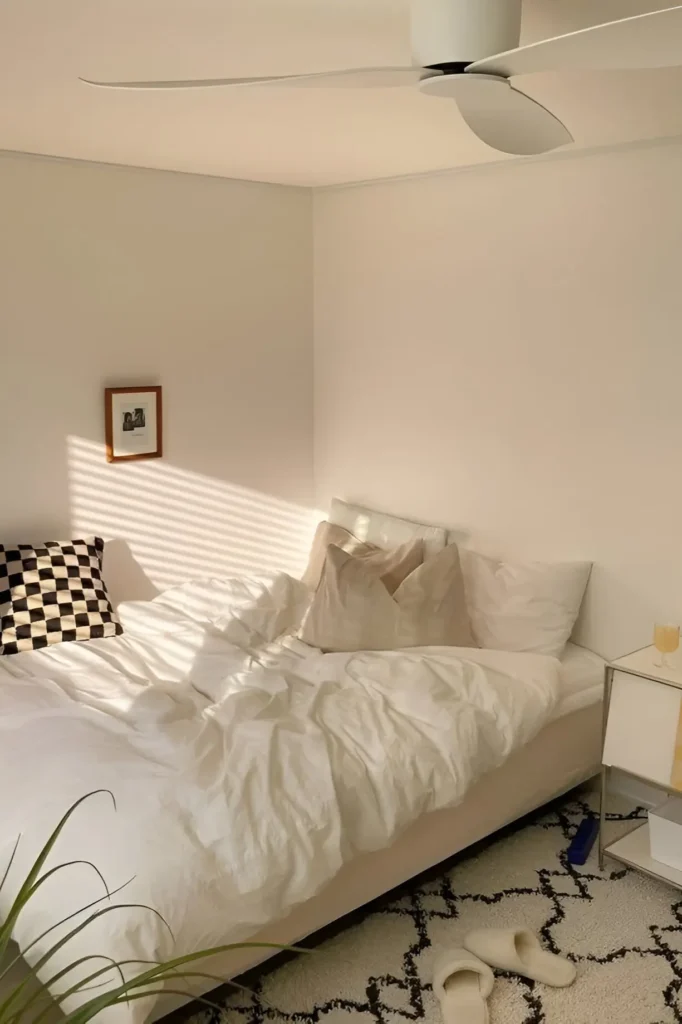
(6, 141, 682, 651)
(314, 140, 682, 660)
(0, 153, 315, 603)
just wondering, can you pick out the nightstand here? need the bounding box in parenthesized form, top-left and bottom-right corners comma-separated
(600, 645, 682, 887)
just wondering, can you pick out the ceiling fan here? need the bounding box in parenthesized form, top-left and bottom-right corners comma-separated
(81, 0, 682, 157)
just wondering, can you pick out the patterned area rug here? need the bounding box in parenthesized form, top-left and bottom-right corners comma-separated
(195, 792, 682, 1024)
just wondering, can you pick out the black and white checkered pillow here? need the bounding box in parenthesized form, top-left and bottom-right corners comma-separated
(0, 536, 123, 656)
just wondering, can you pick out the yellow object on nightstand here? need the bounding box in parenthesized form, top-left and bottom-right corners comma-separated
(654, 623, 680, 669)
(672, 704, 682, 792)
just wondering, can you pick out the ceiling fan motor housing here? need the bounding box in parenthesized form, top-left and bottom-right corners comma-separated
(410, 0, 522, 67)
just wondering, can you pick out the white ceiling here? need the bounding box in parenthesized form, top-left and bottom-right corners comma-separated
(2, 0, 682, 186)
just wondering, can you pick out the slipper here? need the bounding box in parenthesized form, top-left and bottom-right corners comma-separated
(463, 928, 576, 987)
(432, 948, 495, 1024)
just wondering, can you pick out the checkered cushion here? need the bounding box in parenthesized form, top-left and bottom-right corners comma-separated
(0, 536, 122, 655)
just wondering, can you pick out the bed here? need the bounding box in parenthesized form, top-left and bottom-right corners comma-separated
(0, 563, 603, 1023)
(153, 642, 603, 1020)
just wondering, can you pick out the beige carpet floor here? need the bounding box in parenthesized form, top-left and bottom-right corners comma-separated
(194, 792, 682, 1024)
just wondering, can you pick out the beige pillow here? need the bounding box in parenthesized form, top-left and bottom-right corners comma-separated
(300, 542, 475, 653)
(302, 520, 424, 594)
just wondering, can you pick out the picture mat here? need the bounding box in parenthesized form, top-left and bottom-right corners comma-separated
(111, 391, 158, 458)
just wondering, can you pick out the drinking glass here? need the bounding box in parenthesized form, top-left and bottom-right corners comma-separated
(653, 624, 680, 669)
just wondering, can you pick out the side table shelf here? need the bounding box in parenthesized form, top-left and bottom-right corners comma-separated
(603, 820, 682, 888)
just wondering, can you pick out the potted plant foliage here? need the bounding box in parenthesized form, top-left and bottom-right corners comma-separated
(0, 792, 289, 1023)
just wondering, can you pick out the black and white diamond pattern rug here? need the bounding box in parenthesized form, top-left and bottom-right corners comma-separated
(195, 792, 682, 1024)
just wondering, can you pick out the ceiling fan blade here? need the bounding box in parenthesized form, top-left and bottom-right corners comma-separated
(467, 4, 682, 78)
(421, 73, 572, 154)
(79, 67, 441, 90)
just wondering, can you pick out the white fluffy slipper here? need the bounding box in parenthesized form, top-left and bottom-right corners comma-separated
(432, 948, 495, 1024)
(464, 927, 576, 987)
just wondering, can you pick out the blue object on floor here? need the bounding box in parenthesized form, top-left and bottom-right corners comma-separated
(566, 816, 600, 865)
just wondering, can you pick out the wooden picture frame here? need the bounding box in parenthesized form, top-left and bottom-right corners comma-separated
(104, 386, 163, 464)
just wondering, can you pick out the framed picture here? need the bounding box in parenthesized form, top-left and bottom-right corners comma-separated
(104, 386, 163, 463)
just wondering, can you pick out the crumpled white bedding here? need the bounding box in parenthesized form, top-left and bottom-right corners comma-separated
(0, 573, 560, 1022)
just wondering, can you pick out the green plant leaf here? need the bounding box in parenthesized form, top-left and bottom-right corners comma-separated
(0, 837, 21, 896)
(0, 903, 172, 1023)
(5, 956, 128, 1024)
(0, 858, 110, 970)
(0, 791, 310, 1024)
(0, 791, 115, 962)
(60, 988, 236, 1024)
(0, 876, 134, 985)
(35, 941, 305, 1024)
(30, 901, 174, 975)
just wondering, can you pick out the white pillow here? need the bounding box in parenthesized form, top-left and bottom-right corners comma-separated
(329, 498, 447, 559)
(463, 550, 592, 658)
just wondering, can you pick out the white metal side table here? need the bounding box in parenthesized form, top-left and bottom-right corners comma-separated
(600, 645, 682, 888)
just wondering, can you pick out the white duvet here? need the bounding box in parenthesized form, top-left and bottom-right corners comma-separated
(0, 573, 560, 1022)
